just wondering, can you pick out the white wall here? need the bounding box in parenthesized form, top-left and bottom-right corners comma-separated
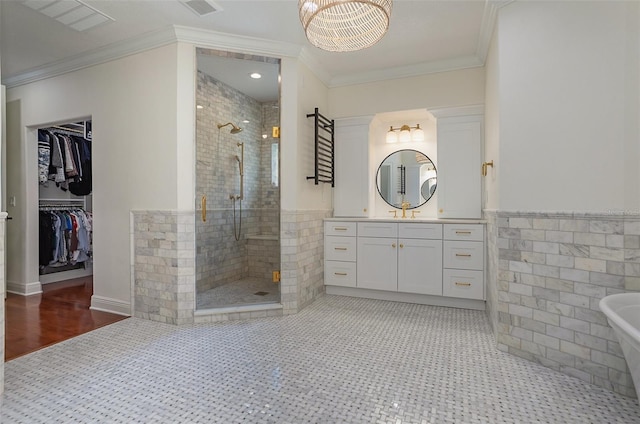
(281, 57, 332, 211)
(6, 44, 183, 311)
(328, 67, 485, 119)
(329, 68, 484, 218)
(497, 1, 639, 212)
(369, 116, 438, 218)
(483, 20, 499, 211)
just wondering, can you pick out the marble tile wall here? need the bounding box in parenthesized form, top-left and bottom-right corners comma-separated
(281, 210, 331, 315)
(485, 210, 640, 397)
(132, 211, 195, 325)
(247, 238, 280, 281)
(196, 70, 280, 294)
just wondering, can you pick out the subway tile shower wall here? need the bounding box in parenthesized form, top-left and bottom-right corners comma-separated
(196, 71, 281, 293)
(485, 210, 640, 397)
(132, 210, 196, 325)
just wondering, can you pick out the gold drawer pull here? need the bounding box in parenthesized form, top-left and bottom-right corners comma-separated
(334, 227, 348, 231)
(455, 253, 472, 257)
(334, 247, 347, 251)
(455, 282, 472, 287)
(455, 230, 472, 234)
(399, 243, 404, 248)
(392, 243, 396, 248)
(334, 272, 347, 276)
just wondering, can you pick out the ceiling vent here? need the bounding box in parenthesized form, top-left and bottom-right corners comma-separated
(180, 0, 223, 17)
(22, 0, 114, 31)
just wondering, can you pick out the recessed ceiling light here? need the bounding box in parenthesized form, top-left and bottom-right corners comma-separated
(242, 120, 250, 123)
(250, 73, 262, 79)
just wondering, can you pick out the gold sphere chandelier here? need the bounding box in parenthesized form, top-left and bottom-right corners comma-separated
(298, 0, 393, 52)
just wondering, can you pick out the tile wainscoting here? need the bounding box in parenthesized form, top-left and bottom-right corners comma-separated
(485, 210, 640, 397)
(132, 209, 330, 324)
(132, 211, 196, 325)
(281, 210, 332, 314)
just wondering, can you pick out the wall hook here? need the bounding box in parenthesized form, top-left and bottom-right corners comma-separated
(482, 160, 494, 176)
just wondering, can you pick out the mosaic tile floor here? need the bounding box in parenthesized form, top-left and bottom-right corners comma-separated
(197, 277, 280, 309)
(3, 295, 639, 423)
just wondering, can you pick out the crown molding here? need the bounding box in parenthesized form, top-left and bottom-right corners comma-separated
(430, 104, 485, 119)
(173, 25, 301, 59)
(476, 0, 515, 64)
(328, 54, 484, 88)
(2, 26, 178, 89)
(297, 47, 332, 88)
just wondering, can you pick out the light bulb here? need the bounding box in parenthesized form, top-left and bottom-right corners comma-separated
(386, 127, 398, 144)
(411, 124, 425, 142)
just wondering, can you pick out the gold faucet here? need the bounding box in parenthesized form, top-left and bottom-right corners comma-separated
(401, 201, 410, 218)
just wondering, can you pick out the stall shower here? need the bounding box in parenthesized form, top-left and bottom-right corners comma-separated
(195, 49, 281, 310)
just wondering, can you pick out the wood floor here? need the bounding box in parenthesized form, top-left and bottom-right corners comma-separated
(5, 276, 128, 361)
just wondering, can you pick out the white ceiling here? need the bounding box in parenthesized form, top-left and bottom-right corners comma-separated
(0, 0, 496, 101)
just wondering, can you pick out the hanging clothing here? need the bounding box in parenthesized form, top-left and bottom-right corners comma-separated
(39, 209, 93, 271)
(37, 130, 51, 184)
(39, 127, 92, 196)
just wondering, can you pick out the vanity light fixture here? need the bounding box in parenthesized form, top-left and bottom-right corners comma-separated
(386, 124, 425, 144)
(298, 0, 393, 52)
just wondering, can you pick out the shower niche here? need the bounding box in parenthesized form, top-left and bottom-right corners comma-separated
(195, 48, 281, 310)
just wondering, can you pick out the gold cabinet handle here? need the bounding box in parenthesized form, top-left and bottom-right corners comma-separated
(455, 230, 472, 234)
(455, 253, 472, 257)
(334, 272, 347, 276)
(399, 243, 404, 248)
(334, 227, 348, 231)
(392, 243, 396, 248)
(334, 247, 347, 251)
(201, 195, 206, 222)
(455, 282, 471, 287)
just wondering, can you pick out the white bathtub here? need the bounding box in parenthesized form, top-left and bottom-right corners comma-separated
(600, 293, 640, 398)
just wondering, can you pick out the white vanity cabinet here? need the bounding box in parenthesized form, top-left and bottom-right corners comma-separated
(333, 117, 372, 217)
(442, 224, 485, 300)
(324, 222, 357, 287)
(325, 219, 485, 310)
(397, 224, 443, 295)
(356, 222, 442, 294)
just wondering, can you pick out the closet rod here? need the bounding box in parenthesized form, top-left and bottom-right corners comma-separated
(39, 198, 84, 203)
(49, 125, 84, 134)
(39, 205, 86, 211)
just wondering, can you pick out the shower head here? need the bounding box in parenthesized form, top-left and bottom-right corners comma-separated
(217, 122, 243, 134)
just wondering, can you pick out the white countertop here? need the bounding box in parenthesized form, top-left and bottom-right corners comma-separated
(325, 217, 486, 224)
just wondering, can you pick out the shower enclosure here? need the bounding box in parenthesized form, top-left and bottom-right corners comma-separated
(195, 48, 281, 310)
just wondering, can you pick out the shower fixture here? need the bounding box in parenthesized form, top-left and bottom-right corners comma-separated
(231, 142, 245, 241)
(217, 122, 243, 134)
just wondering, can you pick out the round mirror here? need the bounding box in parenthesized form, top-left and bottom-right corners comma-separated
(376, 149, 437, 209)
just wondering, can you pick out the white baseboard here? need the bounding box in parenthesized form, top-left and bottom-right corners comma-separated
(326, 285, 486, 310)
(90, 295, 131, 316)
(6, 280, 42, 296)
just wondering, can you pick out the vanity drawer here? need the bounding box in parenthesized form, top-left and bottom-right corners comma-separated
(443, 224, 484, 241)
(443, 269, 484, 300)
(357, 221, 398, 238)
(325, 261, 357, 287)
(398, 223, 442, 240)
(443, 240, 484, 270)
(325, 221, 357, 237)
(325, 236, 357, 261)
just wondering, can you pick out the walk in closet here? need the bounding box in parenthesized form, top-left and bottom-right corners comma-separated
(37, 121, 93, 284)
